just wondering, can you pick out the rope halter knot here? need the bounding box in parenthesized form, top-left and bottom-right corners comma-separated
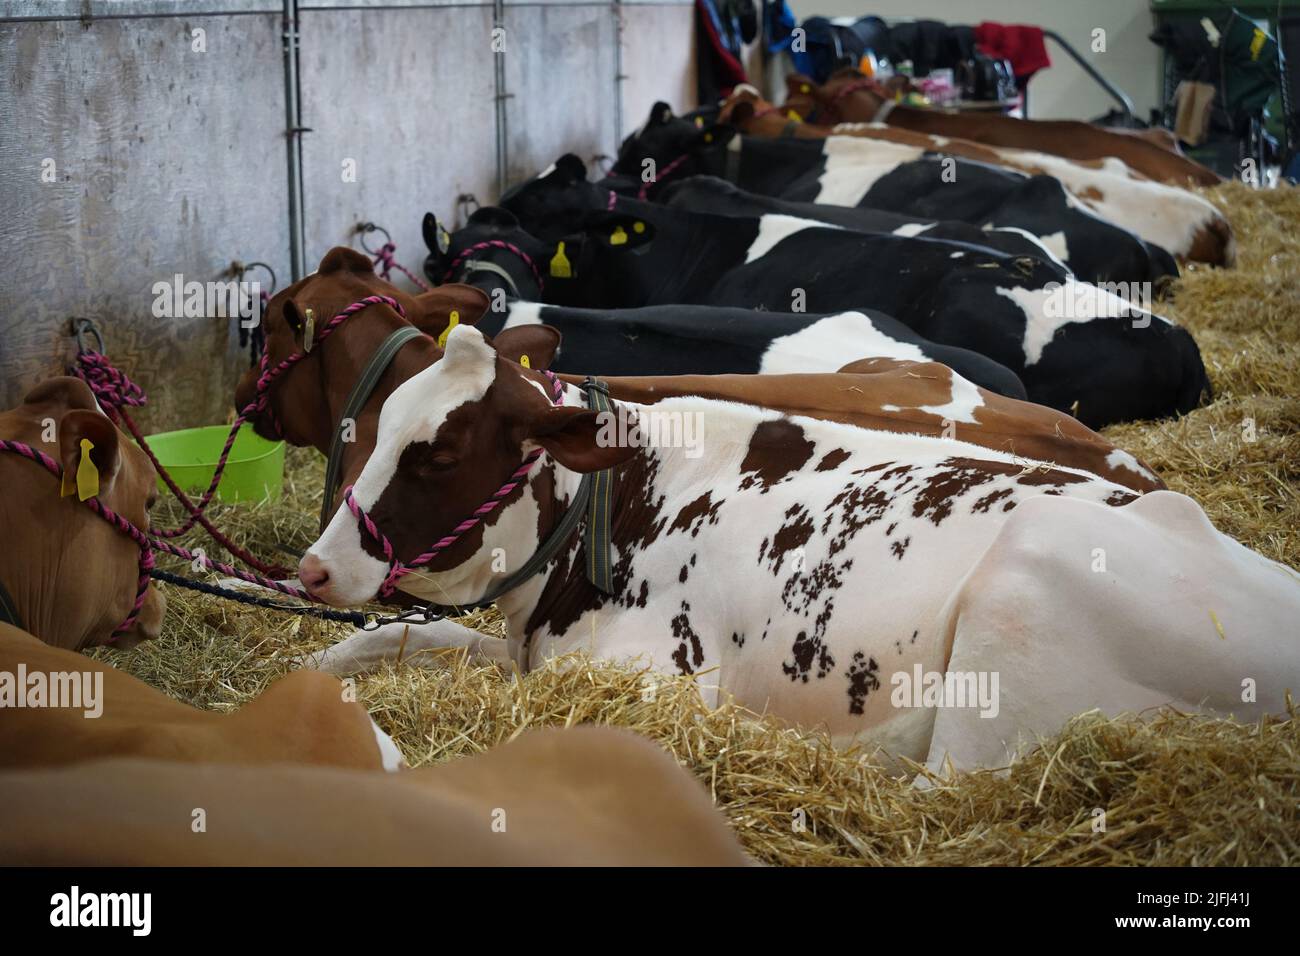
(345, 370, 565, 598)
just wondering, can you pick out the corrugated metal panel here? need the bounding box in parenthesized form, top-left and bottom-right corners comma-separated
(0, 14, 290, 431)
(503, 3, 617, 184)
(296, 5, 498, 276)
(619, 1, 694, 136)
(0, 3, 694, 429)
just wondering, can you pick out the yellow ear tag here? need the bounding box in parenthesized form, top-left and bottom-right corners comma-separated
(75, 439, 99, 501)
(703, 132, 713, 143)
(800, 84, 810, 93)
(610, 226, 628, 246)
(549, 241, 572, 278)
(519, 354, 531, 369)
(787, 109, 803, 122)
(633, 221, 645, 234)
(302, 308, 315, 353)
(437, 310, 459, 348)
(694, 116, 704, 128)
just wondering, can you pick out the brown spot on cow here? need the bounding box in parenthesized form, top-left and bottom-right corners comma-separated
(846, 652, 881, 715)
(763, 504, 814, 574)
(668, 492, 724, 538)
(816, 448, 850, 472)
(783, 629, 836, 683)
(738, 419, 815, 493)
(670, 602, 705, 675)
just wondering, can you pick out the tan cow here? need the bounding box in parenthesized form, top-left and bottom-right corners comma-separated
(0, 728, 752, 866)
(0, 377, 165, 651)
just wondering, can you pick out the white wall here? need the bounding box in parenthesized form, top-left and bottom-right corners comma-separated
(784, 0, 1161, 122)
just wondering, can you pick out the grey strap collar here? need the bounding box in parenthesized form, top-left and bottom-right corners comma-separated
(460, 259, 522, 298)
(320, 324, 426, 530)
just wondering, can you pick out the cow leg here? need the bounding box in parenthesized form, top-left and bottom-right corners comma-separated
(302, 619, 511, 675)
(922, 491, 1300, 776)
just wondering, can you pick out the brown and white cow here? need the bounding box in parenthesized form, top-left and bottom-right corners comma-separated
(787, 71, 1223, 188)
(300, 325, 1300, 768)
(723, 87, 1234, 267)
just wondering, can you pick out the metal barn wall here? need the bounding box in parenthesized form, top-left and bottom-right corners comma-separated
(0, 0, 694, 431)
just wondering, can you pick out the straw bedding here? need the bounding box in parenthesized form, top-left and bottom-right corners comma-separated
(94, 181, 1299, 866)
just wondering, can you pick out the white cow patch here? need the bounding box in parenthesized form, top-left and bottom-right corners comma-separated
(988, 225, 1071, 270)
(503, 300, 545, 328)
(759, 311, 927, 373)
(995, 285, 1078, 367)
(814, 136, 926, 207)
(1104, 449, 1159, 486)
(918, 371, 985, 425)
(892, 222, 934, 238)
(746, 213, 838, 264)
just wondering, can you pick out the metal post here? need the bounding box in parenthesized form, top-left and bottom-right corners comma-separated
(493, 0, 509, 197)
(282, 0, 307, 281)
(613, 0, 625, 148)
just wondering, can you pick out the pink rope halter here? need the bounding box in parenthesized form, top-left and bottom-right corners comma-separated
(0, 438, 155, 637)
(344, 370, 565, 598)
(637, 153, 691, 200)
(440, 239, 546, 293)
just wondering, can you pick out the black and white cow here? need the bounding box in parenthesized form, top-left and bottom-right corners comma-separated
(488, 157, 1210, 428)
(614, 105, 1181, 285)
(299, 325, 1300, 771)
(658, 174, 1060, 264)
(420, 208, 1027, 398)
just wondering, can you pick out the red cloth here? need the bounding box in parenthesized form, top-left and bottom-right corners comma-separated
(974, 22, 1051, 82)
(695, 0, 747, 97)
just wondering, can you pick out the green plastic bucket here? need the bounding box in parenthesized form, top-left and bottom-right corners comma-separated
(142, 425, 285, 503)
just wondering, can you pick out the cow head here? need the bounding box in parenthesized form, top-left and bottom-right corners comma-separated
(233, 247, 560, 526)
(299, 325, 634, 608)
(234, 245, 500, 447)
(427, 203, 655, 310)
(0, 377, 165, 651)
(612, 102, 741, 195)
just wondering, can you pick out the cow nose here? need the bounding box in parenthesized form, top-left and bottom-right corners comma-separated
(298, 553, 331, 595)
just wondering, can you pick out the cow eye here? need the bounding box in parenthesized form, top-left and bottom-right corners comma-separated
(416, 455, 457, 477)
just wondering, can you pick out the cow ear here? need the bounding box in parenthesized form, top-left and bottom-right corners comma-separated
(726, 99, 757, 128)
(546, 154, 588, 183)
(786, 73, 817, 98)
(409, 284, 490, 336)
(317, 246, 374, 275)
(467, 206, 519, 229)
(586, 212, 655, 250)
(492, 324, 561, 368)
(526, 406, 637, 473)
(423, 212, 450, 280)
(694, 122, 738, 150)
(648, 101, 674, 126)
(58, 408, 122, 498)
